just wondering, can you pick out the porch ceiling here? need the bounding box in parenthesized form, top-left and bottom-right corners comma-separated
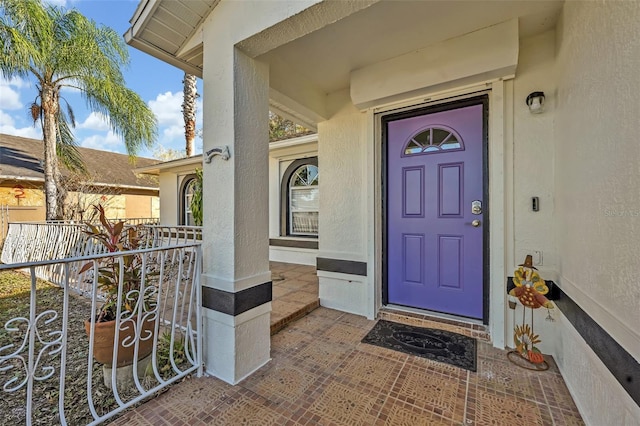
(259, 0, 563, 96)
(126, 0, 562, 124)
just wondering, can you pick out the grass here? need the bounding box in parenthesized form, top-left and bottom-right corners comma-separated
(0, 270, 192, 425)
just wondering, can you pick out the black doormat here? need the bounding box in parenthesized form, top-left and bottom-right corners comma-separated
(362, 320, 477, 372)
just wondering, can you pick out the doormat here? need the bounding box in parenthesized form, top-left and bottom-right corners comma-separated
(362, 320, 477, 372)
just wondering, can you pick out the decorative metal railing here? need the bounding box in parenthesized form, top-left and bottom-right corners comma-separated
(0, 243, 202, 425)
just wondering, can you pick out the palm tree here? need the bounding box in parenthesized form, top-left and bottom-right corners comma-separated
(0, 0, 157, 219)
(182, 73, 198, 157)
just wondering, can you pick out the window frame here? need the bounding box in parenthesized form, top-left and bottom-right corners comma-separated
(280, 157, 318, 238)
(179, 174, 198, 226)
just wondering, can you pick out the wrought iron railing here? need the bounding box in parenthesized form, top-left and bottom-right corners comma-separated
(0, 243, 202, 425)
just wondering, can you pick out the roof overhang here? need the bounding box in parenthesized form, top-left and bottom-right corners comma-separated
(0, 175, 157, 192)
(134, 155, 203, 175)
(124, 0, 217, 77)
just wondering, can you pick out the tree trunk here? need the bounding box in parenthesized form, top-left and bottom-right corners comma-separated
(182, 73, 198, 157)
(55, 169, 68, 219)
(41, 85, 60, 220)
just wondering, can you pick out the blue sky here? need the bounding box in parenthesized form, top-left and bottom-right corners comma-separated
(0, 0, 203, 158)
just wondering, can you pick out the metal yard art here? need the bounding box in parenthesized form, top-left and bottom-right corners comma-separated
(507, 255, 555, 370)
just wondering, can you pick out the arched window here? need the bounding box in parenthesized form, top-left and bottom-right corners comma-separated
(280, 158, 318, 237)
(180, 174, 197, 226)
(403, 125, 464, 156)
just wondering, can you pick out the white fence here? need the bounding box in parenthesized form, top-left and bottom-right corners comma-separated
(1, 223, 202, 296)
(0, 243, 202, 425)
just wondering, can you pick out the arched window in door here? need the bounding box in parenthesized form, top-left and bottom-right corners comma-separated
(403, 125, 464, 156)
(280, 158, 318, 237)
(180, 174, 197, 226)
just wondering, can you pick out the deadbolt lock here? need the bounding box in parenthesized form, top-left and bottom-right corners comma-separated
(471, 200, 482, 215)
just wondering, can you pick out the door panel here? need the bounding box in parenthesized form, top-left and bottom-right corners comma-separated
(386, 102, 485, 319)
(439, 163, 463, 217)
(438, 235, 462, 289)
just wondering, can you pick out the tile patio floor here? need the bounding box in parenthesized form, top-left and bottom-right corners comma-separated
(110, 290, 584, 426)
(269, 262, 320, 335)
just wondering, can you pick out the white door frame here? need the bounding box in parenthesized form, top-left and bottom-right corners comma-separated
(364, 79, 514, 348)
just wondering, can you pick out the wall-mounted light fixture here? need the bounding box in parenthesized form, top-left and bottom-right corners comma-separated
(526, 91, 545, 114)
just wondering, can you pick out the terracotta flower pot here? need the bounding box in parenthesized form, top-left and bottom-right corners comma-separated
(84, 315, 155, 367)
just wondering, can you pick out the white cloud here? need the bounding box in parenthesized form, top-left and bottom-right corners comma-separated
(0, 110, 15, 126)
(0, 76, 30, 110)
(165, 125, 185, 139)
(0, 76, 29, 89)
(148, 90, 203, 150)
(0, 122, 42, 140)
(149, 91, 183, 127)
(0, 99, 42, 139)
(79, 131, 124, 153)
(77, 112, 110, 131)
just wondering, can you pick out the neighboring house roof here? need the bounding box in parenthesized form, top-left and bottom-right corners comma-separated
(0, 133, 159, 191)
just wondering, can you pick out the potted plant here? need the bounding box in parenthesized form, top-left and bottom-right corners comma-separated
(81, 205, 156, 367)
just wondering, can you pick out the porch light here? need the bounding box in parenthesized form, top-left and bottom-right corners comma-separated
(526, 91, 545, 114)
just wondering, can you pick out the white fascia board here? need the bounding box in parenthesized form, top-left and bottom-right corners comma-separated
(350, 19, 519, 110)
(0, 175, 157, 192)
(0, 175, 44, 183)
(124, 35, 203, 77)
(128, 0, 160, 35)
(88, 182, 159, 192)
(134, 156, 203, 175)
(269, 134, 318, 151)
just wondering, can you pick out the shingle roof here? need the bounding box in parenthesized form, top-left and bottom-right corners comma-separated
(0, 133, 159, 190)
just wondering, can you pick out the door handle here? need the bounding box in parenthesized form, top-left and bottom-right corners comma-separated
(471, 219, 481, 227)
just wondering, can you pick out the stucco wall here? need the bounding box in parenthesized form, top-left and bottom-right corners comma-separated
(553, 1, 640, 424)
(124, 194, 160, 219)
(503, 31, 558, 354)
(318, 91, 366, 258)
(512, 31, 557, 275)
(316, 90, 369, 316)
(0, 184, 157, 221)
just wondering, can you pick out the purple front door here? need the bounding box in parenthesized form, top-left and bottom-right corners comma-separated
(386, 101, 485, 320)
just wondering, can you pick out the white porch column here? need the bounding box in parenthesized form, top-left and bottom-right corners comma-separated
(201, 47, 271, 384)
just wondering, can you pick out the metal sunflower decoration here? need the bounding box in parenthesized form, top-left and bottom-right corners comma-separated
(507, 255, 554, 370)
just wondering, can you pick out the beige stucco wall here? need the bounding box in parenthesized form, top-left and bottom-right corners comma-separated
(552, 1, 640, 424)
(125, 194, 160, 219)
(316, 90, 369, 316)
(0, 184, 158, 221)
(504, 31, 558, 355)
(158, 172, 178, 226)
(512, 31, 557, 274)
